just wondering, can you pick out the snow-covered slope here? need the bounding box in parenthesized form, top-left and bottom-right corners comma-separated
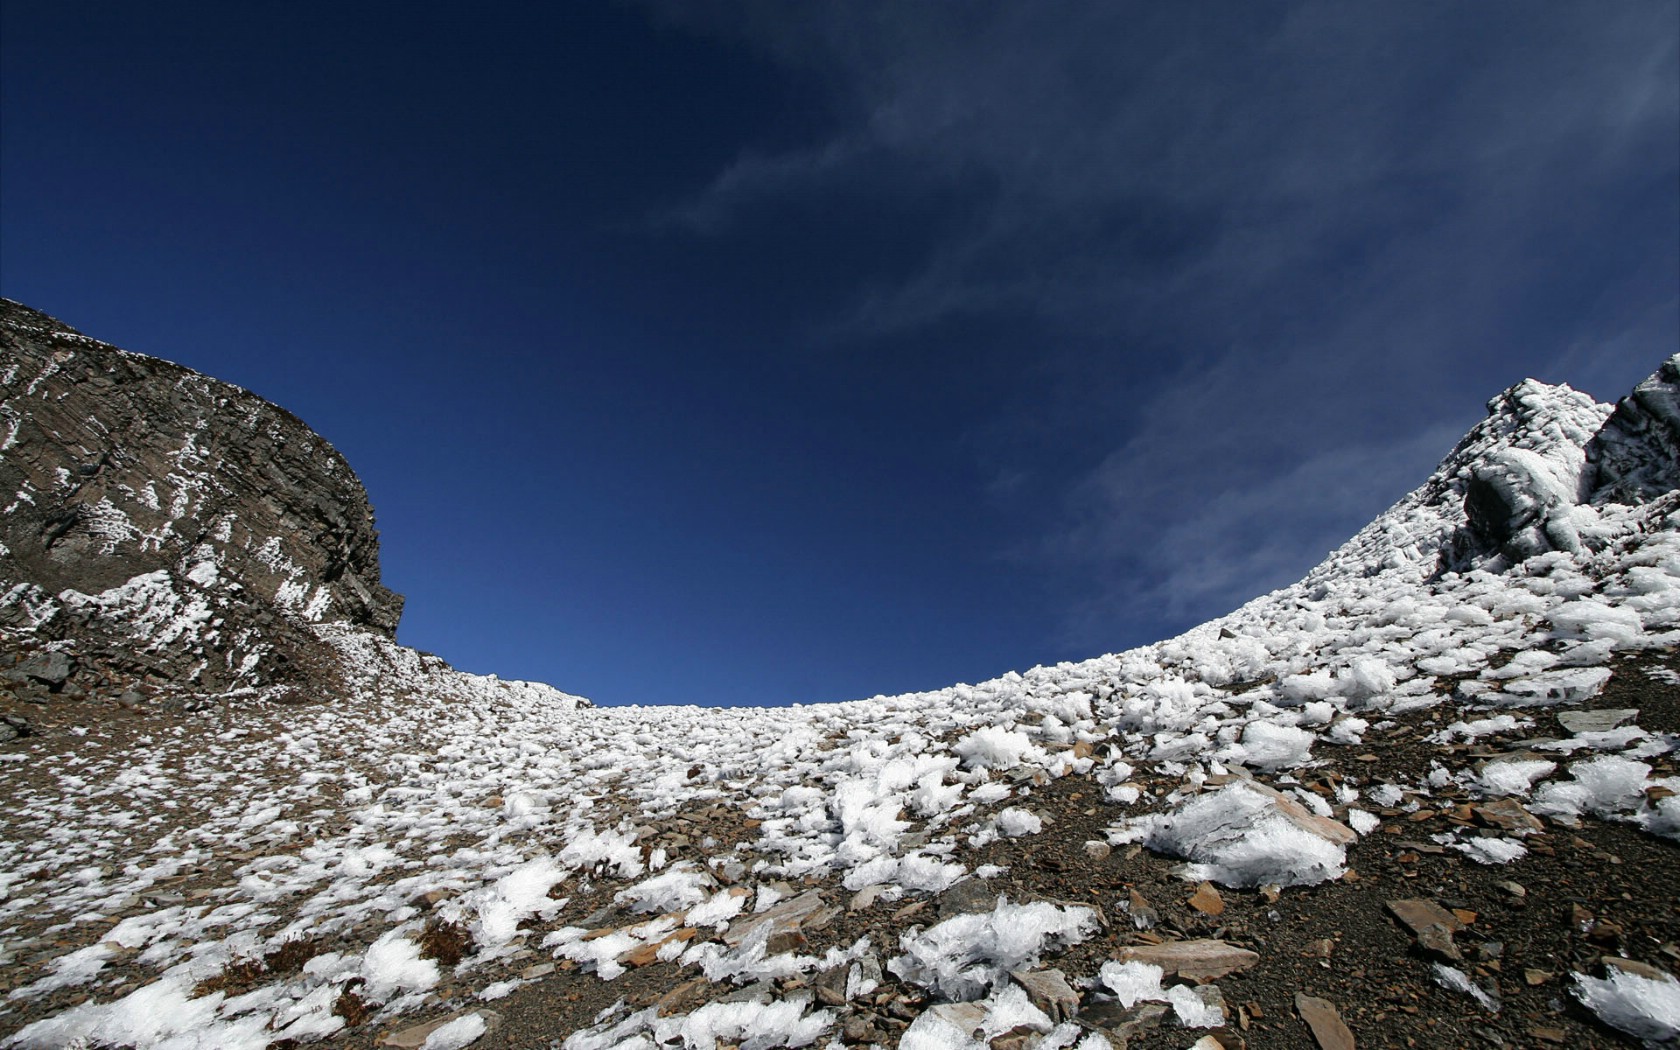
(0, 359, 1676, 1049)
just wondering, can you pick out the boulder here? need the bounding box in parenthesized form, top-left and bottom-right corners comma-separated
(14, 651, 72, 688)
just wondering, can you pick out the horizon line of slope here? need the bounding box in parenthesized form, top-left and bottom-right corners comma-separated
(0, 355, 1677, 1046)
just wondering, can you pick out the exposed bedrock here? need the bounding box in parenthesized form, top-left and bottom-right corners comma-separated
(0, 297, 402, 694)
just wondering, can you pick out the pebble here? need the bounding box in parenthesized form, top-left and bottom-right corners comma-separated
(1188, 881, 1226, 916)
(1127, 887, 1161, 929)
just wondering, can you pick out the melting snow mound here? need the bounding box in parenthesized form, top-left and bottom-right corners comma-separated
(889, 899, 1098, 1001)
(1573, 967, 1680, 1044)
(1128, 780, 1357, 888)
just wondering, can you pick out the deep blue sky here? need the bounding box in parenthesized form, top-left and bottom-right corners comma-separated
(3, 3, 1676, 706)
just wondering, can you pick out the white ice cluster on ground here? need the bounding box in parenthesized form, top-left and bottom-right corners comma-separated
(1120, 780, 1353, 888)
(888, 899, 1098, 1000)
(1572, 968, 1680, 1044)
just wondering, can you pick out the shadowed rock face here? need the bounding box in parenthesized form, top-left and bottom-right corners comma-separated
(1586, 355, 1680, 505)
(0, 298, 402, 694)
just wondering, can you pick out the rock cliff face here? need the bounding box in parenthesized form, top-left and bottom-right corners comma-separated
(1585, 355, 1680, 504)
(0, 298, 403, 699)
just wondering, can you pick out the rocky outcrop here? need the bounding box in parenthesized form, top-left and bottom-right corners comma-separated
(1435, 357, 1679, 573)
(1457, 379, 1609, 562)
(1585, 355, 1680, 505)
(0, 297, 402, 697)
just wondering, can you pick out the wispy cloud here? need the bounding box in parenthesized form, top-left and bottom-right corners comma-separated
(661, 135, 875, 235)
(645, 0, 1678, 646)
(1048, 417, 1469, 646)
(660, 3, 1675, 335)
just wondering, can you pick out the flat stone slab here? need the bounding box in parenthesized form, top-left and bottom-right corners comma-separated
(1296, 993, 1355, 1050)
(1114, 939, 1260, 982)
(1009, 968, 1080, 1023)
(927, 1001, 989, 1036)
(723, 889, 828, 947)
(1472, 797, 1543, 833)
(1556, 708, 1638, 734)
(1387, 898, 1465, 961)
(380, 1010, 500, 1049)
(1241, 780, 1358, 846)
(1602, 956, 1674, 982)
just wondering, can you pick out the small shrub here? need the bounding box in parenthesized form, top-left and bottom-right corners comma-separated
(193, 955, 267, 996)
(192, 935, 323, 997)
(262, 935, 323, 975)
(417, 917, 472, 967)
(333, 981, 371, 1026)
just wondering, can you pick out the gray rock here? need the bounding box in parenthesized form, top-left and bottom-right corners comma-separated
(719, 979, 775, 1004)
(1009, 968, 1080, 1023)
(855, 950, 883, 988)
(1446, 358, 1680, 570)
(1586, 355, 1680, 503)
(1080, 1001, 1169, 1041)
(926, 1002, 989, 1036)
(15, 651, 72, 687)
(1556, 708, 1638, 734)
(813, 966, 849, 1007)
(578, 903, 625, 928)
(841, 1016, 880, 1044)
(1187, 984, 1226, 1023)
(723, 889, 828, 948)
(937, 878, 998, 918)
